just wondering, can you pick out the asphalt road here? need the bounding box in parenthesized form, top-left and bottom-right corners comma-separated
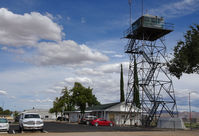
(9, 122, 154, 133)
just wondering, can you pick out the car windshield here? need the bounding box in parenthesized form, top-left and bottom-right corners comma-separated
(0, 118, 8, 123)
(24, 114, 40, 118)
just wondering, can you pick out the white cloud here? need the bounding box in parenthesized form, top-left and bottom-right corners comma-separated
(53, 86, 63, 90)
(97, 62, 129, 74)
(0, 9, 108, 66)
(1, 46, 25, 54)
(81, 17, 86, 23)
(29, 98, 53, 103)
(114, 54, 123, 58)
(76, 68, 103, 76)
(45, 12, 53, 19)
(75, 62, 129, 77)
(175, 89, 199, 100)
(0, 67, 71, 86)
(149, 0, 199, 18)
(75, 62, 129, 76)
(8, 96, 16, 99)
(64, 77, 93, 86)
(27, 40, 109, 66)
(56, 15, 62, 20)
(0, 90, 7, 95)
(67, 62, 129, 104)
(62, 75, 124, 104)
(66, 16, 71, 22)
(178, 105, 199, 112)
(0, 8, 62, 46)
(173, 74, 199, 91)
(45, 89, 58, 94)
(102, 50, 116, 54)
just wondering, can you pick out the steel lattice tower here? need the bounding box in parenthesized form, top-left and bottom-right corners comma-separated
(124, 15, 178, 127)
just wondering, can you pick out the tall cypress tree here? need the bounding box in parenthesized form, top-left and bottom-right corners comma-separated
(120, 64, 125, 102)
(133, 57, 141, 108)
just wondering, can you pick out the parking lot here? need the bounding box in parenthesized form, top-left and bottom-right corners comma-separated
(0, 122, 197, 136)
(9, 121, 150, 133)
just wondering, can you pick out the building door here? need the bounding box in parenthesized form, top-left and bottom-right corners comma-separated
(109, 113, 115, 122)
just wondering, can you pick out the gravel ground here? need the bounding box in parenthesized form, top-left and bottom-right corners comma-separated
(0, 130, 199, 136)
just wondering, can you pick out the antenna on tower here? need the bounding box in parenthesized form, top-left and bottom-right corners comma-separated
(141, 0, 144, 16)
(128, 0, 132, 26)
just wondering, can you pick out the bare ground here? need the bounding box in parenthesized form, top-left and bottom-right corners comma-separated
(1, 130, 199, 136)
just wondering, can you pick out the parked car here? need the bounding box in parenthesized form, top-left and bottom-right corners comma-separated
(0, 118, 9, 132)
(80, 115, 97, 125)
(19, 113, 44, 132)
(57, 116, 68, 121)
(91, 118, 114, 127)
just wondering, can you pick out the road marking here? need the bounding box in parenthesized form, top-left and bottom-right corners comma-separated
(0, 132, 8, 134)
(43, 130, 48, 133)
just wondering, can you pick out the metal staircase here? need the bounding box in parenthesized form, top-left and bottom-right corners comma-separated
(125, 39, 136, 53)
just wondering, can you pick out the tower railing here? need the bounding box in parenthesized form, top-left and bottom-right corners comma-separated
(123, 21, 174, 38)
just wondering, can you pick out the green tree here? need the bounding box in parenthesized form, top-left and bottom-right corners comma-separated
(49, 97, 62, 118)
(71, 82, 100, 115)
(60, 87, 75, 111)
(49, 83, 100, 119)
(3, 109, 12, 115)
(133, 57, 140, 108)
(49, 87, 75, 118)
(120, 64, 125, 102)
(13, 111, 19, 119)
(168, 24, 199, 78)
(0, 107, 3, 115)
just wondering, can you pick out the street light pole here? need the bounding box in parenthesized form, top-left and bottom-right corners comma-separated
(189, 92, 192, 130)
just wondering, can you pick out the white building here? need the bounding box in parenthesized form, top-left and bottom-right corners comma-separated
(66, 102, 141, 126)
(23, 109, 58, 120)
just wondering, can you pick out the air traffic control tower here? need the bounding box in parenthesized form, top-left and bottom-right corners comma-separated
(124, 14, 178, 127)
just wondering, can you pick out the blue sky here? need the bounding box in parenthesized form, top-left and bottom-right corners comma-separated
(0, 0, 199, 112)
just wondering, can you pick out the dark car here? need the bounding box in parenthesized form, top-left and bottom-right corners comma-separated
(57, 117, 68, 121)
(91, 118, 114, 127)
(80, 115, 97, 125)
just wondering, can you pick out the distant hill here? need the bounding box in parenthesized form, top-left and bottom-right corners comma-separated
(159, 111, 199, 119)
(178, 111, 199, 119)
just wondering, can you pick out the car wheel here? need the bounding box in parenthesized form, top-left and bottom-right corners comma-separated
(95, 122, 98, 127)
(19, 126, 22, 132)
(86, 121, 90, 125)
(19, 126, 24, 133)
(109, 123, 113, 127)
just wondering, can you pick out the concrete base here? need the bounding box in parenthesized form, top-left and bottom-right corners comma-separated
(157, 117, 186, 129)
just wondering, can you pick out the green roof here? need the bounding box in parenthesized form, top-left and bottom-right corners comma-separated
(86, 102, 120, 111)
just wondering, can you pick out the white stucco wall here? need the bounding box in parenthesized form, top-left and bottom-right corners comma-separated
(23, 109, 58, 120)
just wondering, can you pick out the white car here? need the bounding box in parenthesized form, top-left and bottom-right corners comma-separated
(19, 113, 44, 132)
(0, 118, 9, 132)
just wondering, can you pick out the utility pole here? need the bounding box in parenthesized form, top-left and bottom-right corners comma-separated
(189, 92, 192, 130)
